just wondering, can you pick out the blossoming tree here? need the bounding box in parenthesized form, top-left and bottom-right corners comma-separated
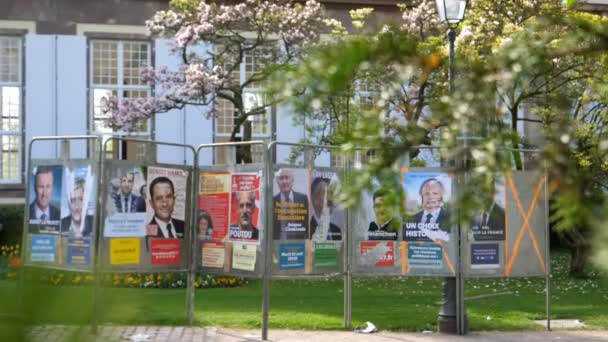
(279, 0, 608, 274)
(103, 0, 331, 162)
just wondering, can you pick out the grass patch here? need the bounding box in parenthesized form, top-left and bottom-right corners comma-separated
(0, 250, 606, 332)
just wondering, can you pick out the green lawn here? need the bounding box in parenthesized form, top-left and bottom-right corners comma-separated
(1, 250, 606, 332)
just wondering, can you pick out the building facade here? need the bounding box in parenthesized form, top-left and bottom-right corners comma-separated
(0, 0, 402, 204)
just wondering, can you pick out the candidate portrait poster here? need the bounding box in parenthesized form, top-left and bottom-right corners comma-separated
(362, 176, 403, 241)
(310, 170, 344, 241)
(228, 172, 261, 243)
(402, 172, 453, 243)
(273, 168, 309, 240)
(198, 171, 231, 240)
(471, 175, 506, 241)
(60, 164, 96, 238)
(104, 166, 147, 237)
(28, 165, 64, 234)
(145, 166, 189, 239)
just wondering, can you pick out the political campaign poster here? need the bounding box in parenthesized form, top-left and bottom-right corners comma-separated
(201, 241, 225, 268)
(402, 172, 453, 243)
(314, 242, 338, 268)
(30, 235, 56, 262)
(109, 238, 140, 265)
(145, 167, 189, 239)
(310, 170, 344, 241)
(279, 242, 306, 270)
(359, 176, 402, 241)
(150, 239, 181, 265)
(471, 175, 506, 241)
(273, 168, 309, 240)
(61, 164, 96, 238)
(28, 165, 64, 234)
(366, 187, 400, 241)
(67, 238, 91, 266)
(407, 243, 443, 269)
(232, 243, 257, 271)
(198, 171, 231, 240)
(471, 243, 499, 269)
(104, 166, 147, 237)
(359, 241, 395, 267)
(228, 172, 261, 243)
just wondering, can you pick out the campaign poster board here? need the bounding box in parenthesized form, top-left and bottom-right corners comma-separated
(270, 166, 344, 276)
(100, 162, 191, 272)
(350, 168, 457, 277)
(25, 161, 98, 270)
(463, 171, 548, 278)
(197, 164, 265, 277)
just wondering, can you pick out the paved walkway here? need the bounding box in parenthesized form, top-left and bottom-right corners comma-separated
(26, 325, 608, 342)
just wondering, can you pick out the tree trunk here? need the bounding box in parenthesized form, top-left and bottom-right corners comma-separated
(560, 228, 591, 277)
(569, 241, 590, 278)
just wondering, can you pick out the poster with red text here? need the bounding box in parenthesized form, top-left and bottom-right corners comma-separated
(359, 241, 395, 267)
(228, 172, 262, 243)
(198, 172, 231, 240)
(150, 239, 181, 265)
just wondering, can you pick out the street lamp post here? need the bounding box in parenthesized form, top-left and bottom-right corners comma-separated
(434, 0, 468, 335)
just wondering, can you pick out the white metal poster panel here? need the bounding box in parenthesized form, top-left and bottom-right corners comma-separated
(463, 171, 548, 278)
(99, 161, 192, 272)
(197, 164, 266, 278)
(25, 160, 98, 271)
(351, 168, 458, 277)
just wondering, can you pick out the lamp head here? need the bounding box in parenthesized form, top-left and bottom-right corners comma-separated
(435, 0, 467, 27)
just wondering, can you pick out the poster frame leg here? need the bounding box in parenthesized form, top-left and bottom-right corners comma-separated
(261, 142, 275, 341)
(186, 151, 200, 326)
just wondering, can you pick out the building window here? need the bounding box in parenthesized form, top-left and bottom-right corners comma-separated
(214, 48, 272, 164)
(330, 78, 380, 167)
(0, 36, 22, 183)
(89, 39, 152, 160)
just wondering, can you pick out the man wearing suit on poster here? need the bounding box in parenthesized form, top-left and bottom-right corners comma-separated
(310, 177, 341, 241)
(471, 183, 505, 241)
(273, 168, 309, 240)
(29, 166, 61, 223)
(61, 178, 93, 238)
(409, 178, 451, 242)
(148, 176, 185, 239)
(114, 172, 145, 213)
(368, 190, 398, 240)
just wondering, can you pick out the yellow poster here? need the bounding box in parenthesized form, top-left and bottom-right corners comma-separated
(110, 238, 140, 265)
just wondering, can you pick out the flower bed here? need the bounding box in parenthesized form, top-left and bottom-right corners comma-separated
(0, 243, 244, 289)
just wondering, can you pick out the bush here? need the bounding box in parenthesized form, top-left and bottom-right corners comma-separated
(0, 206, 24, 246)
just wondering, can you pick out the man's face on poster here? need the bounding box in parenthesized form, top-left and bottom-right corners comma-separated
(35, 171, 53, 210)
(120, 173, 134, 195)
(277, 170, 294, 195)
(150, 182, 175, 222)
(70, 186, 84, 224)
(373, 195, 389, 224)
(237, 192, 256, 230)
(421, 181, 443, 211)
(312, 180, 328, 215)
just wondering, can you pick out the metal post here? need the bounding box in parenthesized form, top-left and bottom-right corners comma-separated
(544, 174, 551, 331)
(92, 137, 111, 335)
(438, 26, 468, 335)
(343, 153, 352, 329)
(261, 142, 274, 340)
(186, 151, 199, 325)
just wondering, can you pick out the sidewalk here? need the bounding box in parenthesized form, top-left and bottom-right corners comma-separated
(26, 325, 608, 342)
